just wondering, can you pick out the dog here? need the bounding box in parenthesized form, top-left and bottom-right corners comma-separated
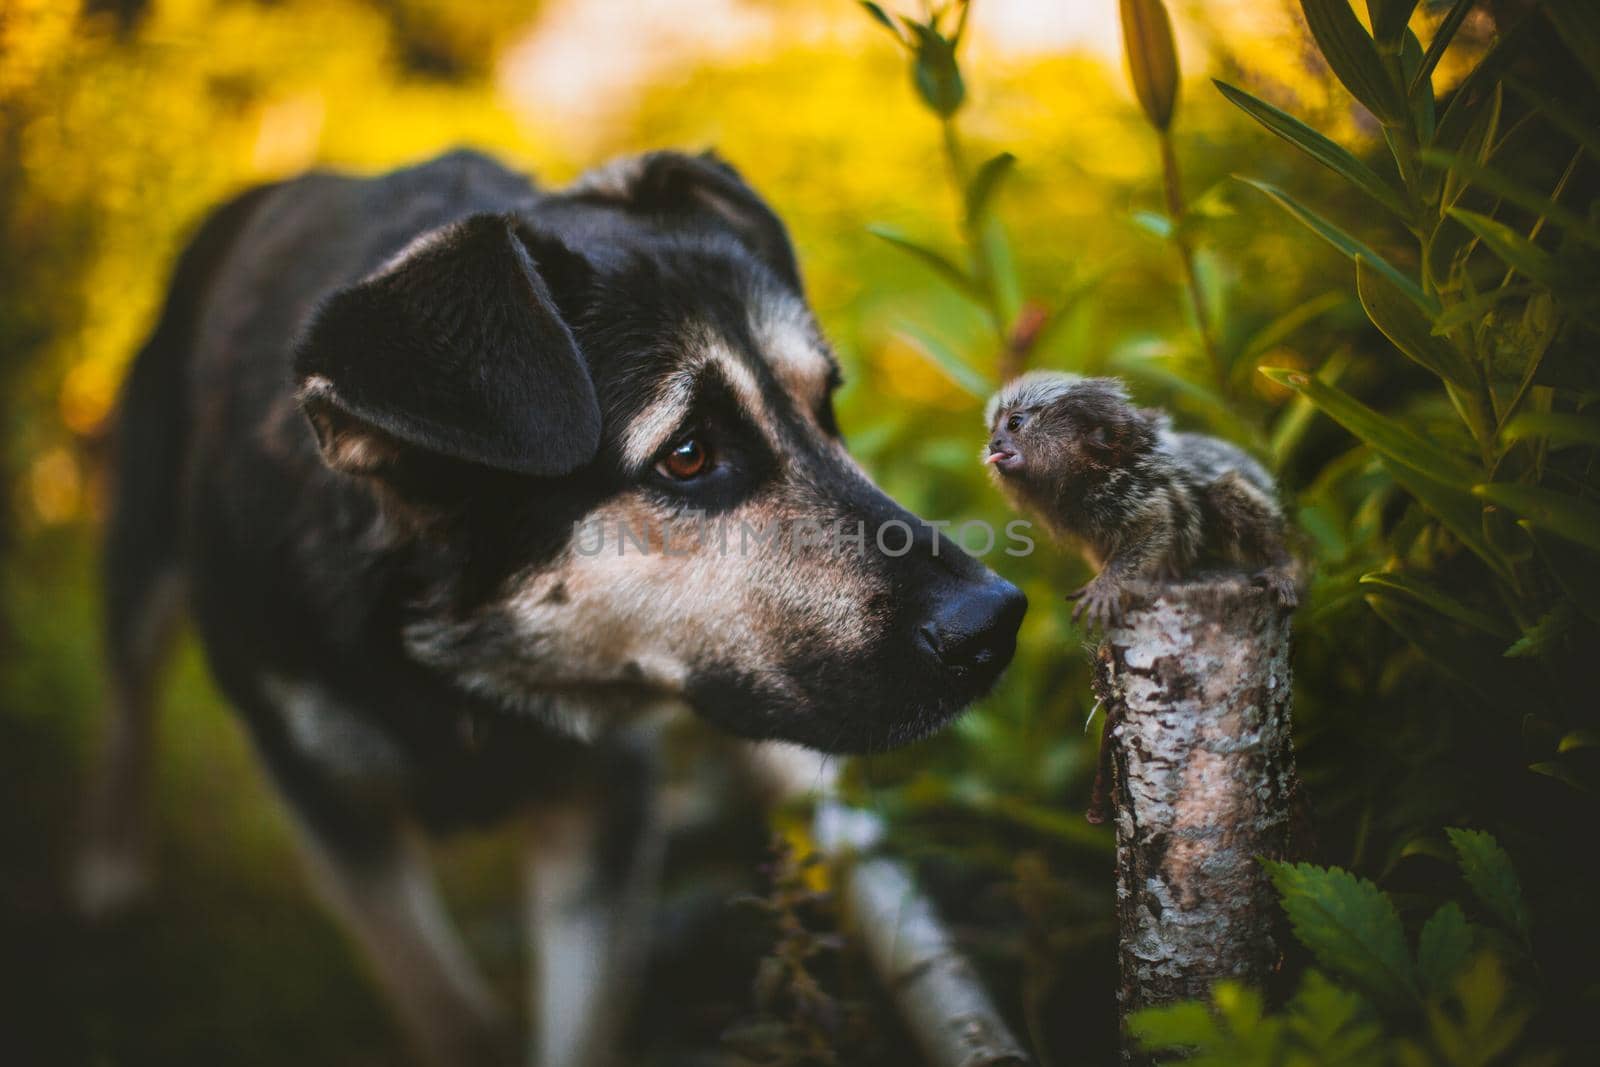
(77, 148, 1026, 1066)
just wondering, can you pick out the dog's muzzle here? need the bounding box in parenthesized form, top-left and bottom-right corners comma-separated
(916, 575, 1026, 682)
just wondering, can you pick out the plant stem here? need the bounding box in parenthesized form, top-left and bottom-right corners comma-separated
(941, 117, 1015, 366)
(1158, 131, 1227, 395)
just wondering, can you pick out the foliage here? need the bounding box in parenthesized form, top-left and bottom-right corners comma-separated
(1136, 829, 1551, 1065)
(854, 0, 1599, 1061)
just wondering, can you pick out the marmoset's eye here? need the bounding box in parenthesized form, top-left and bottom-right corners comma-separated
(1006, 414, 1025, 433)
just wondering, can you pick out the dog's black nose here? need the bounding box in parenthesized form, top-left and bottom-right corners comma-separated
(918, 577, 1027, 675)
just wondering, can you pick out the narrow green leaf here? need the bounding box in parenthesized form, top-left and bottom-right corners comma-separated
(1358, 570, 1512, 637)
(1239, 177, 1432, 312)
(1434, 14, 1532, 153)
(1447, 208, 1560, 285)
(889, 319, 992, 398)
(1413, 0, 1475, 92)
(1120, 0, 1181, 131)
(1446, 828, 1531, 941)
(1502, 413, 1600, 449)
(1503, 602, 1574, 658)
(1264, 860, 1420, 1006)
(867, 225, 981, 301)
(1214, 79, 1410, 219)
(1356, 258, 1476, 391)
(1473, 483, 1600, 553)
(1529, 760, 1590, 792)
(1300, 0, 1408, 124)
(1559, 730, 1600, 753)
(1239, 290, 1346, 368)
(1368, 0, 1419, 44)
(1366, 595, 1522, 706)
(963, 151, 1016, 229)
(1402, 28, 1436, 144)
(1418, 902, 1473, 996)
(858, 1, 903, 39)
(1426, 150, 1600, 249)
(1384, 461, 1510, 581)
(1259, 366, 1479, 487)
(1430, 285, 1529, 336)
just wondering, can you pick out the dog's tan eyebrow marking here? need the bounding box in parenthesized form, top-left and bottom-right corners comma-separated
(750, 299, 838, 418)
(618, 367, 697, 471)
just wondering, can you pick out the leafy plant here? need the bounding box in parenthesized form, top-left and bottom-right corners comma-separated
(1134, 828, 1549, 1064)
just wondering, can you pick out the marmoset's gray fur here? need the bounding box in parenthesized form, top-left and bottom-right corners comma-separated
(984, 372, 1297, 627)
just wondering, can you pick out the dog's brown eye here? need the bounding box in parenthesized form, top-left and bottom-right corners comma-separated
(658, 438, 711, 480)
(1006, 414, 1024, 433)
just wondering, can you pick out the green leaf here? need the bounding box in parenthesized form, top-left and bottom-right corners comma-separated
(1473, 482, 1600, 553)
(1446, 828, 1531, 941)
(1287, 971, 1386, 1065)
(1259, 367, 1480, 487)
(1529, 760, 1589, 792)
(1358, 570, 1512, 638)
(1356, 258, 1476, 391)
(1383, 461, 1511, 582)
(1502, 412, 1600, 449)
(1418, 902, 1473, 996)
(1300, 0, 1408, 124)
(1214, 79, 1410, 220)
(1239, 178, 1432, 312)
(889, 319, 992, 399)
(1503, 602, 1575, 658)
(1368, 0, 1418, 44)
(1129, 1000, 1222, 1051)
(1425, 151, 1600, 249)
(1447, 208, 1560, 286)
(1120, 0, 1181, 131)
(1238, 290, 1346, 368)
(867, 225, 980, 301)
(858, 1, 903, 39)
(1560, 730, 1600, 754)
(1265, 860, 1420, 1006)
(1412, 0, 1475, 93)
(963, 151, 1016, 230)
(1401, 28, 1435, 143)
(1430, 285, 1529, 336)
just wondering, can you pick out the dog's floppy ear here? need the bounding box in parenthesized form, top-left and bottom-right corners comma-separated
(293, 213, 600, 480)
(581, 150, 802, 292)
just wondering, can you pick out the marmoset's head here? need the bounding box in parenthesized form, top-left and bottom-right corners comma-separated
(983, 372, 1157, 492)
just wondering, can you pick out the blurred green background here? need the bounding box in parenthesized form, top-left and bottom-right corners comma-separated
(3, 1, 1598, 1064)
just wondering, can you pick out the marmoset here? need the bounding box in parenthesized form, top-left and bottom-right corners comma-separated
(984, 372, 1297, 627)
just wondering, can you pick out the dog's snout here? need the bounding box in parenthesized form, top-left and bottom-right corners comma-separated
(918, 578, 1027, 676)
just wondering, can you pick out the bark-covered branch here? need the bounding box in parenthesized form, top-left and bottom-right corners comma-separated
(814, 802, 1031, 1067)
(1092, 575, 1300, 1062)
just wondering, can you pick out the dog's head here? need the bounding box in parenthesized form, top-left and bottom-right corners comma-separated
(293, 150, 1025, 753)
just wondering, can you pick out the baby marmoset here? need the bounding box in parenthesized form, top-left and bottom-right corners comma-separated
(984, 372, 1297, 627)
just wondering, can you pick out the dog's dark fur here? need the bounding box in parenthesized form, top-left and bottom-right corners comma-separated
(82, 149, 1025, 1066)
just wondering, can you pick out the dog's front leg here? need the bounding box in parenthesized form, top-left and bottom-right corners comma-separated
(524, 730, 663, 1067)
(287, 814, 514, 1066)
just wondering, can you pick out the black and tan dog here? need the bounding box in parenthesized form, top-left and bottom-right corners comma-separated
(77, 149, 1025, 1065)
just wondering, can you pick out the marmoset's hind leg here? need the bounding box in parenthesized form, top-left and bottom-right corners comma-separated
(1205, 470, 1298, 608)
